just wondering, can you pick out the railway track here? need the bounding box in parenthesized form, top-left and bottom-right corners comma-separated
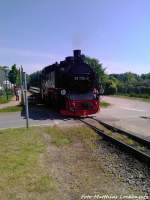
(80, 117, 150, 165)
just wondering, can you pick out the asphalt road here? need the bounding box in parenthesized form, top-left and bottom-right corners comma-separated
(96, 96, 150, 140)
(0, 96, 150, 141)
(0, 106, 78, 129)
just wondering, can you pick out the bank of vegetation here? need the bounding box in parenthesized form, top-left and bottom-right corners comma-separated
(0, 65, 21, 103)
(107, 73, 150, 99)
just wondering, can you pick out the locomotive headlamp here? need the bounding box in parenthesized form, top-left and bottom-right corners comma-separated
(61, 89, 66, 95)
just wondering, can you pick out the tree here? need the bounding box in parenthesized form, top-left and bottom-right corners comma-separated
(104, 79, 117, 95)
(0, 66, 5, 86)
(8, 64, 20, 85)
(29, 71, 41, 87)
(85, 57, 106, 84)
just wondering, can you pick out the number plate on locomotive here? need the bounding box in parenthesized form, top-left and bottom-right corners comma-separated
(74, 76, 89, 80)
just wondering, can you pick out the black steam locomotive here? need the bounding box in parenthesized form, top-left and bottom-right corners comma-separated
(41, 50, 101, 116)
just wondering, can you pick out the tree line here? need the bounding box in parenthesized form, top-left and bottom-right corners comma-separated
(0, 64, 21, 86)
(0, 64, 22, 98)
(85, 57, 150, 98)
(108, 73, 150, 97)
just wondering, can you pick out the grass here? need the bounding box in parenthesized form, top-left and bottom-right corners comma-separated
(46, 126, 72, 146)
(0, 94, 13, 104)
(101, 100, 111, 108)
(0, 125, 98, 199)
(46, 125, 100, 149)
(27, 175, 55, 193)
(0, 105, 22, 112)
(112, 94, 150, 103)
(112, 132, 135, 146)
(91, 121, 145, 148)
(0, 127, 56, 199)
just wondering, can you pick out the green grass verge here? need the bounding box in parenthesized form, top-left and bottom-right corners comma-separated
(0, 105, 22, 112)
(46, 125, 99, 149)
(46, 126, 72, 147)
(0, 94, 13, 104)
(112, 94, 150, 102)
(101, 100, 111, 108)
(0, 127, 56, 199)
(0, 125, 98, 199)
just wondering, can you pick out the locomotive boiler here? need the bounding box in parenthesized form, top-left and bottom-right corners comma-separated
(41, 50, 101, 116)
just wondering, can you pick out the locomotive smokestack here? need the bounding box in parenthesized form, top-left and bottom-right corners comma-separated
(73, 49, 81, 59)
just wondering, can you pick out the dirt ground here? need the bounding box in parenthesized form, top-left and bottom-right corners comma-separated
(38, 125, 149, 200)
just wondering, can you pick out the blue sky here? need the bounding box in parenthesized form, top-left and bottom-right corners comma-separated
(0, 0, 150, 74)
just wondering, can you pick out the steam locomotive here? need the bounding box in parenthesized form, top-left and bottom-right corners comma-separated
(41, 50, 101, 116)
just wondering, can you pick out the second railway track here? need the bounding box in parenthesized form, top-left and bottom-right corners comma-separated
(80, 117, 150, 165)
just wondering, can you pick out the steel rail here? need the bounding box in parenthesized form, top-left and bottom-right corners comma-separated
(91, 117, 150, 147)
(80, 119, 150, 164)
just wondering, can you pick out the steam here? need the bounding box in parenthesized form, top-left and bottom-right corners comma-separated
(72, 32, 84, 50)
